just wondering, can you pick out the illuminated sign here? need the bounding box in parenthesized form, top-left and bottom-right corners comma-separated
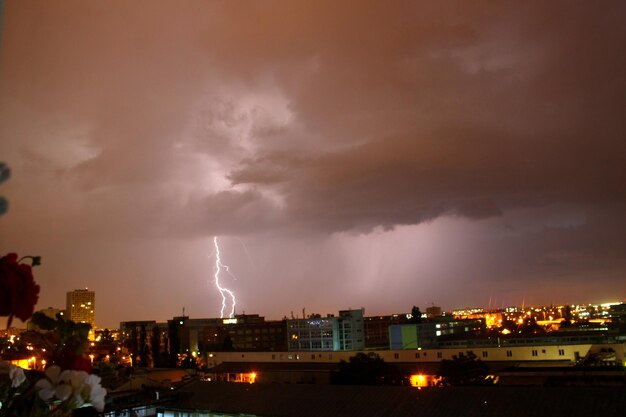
(223, 318, 238, 324)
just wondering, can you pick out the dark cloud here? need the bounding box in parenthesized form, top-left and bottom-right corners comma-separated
(230, 127, 626, 232)
(1, 1, 625, 326)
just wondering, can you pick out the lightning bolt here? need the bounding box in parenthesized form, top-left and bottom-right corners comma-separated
(213, 236, 236, 318)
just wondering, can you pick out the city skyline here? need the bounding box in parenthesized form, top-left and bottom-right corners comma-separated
(1, 1, 625, 329)
(21, 288, 626, 330)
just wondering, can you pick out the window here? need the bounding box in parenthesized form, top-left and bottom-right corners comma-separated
(531, 350, 538, 357)
(311, 354, 316, 360)
(437, 352, 442, 359)
(506, 350, 513, 357)
(415, 352, 420, 359)
(558, 349, 565, 356)
(482, 351, 488, 358)
(394, 353, 399, 359)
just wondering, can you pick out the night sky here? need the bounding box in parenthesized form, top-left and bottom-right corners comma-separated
(1, 1, 625, 328)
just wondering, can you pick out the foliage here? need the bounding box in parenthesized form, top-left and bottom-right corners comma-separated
(30, 313, 93, 372)
(410, 306, 422, 324)
(436, 352, 491, 386)
(222, 335, 234, 351)
(0, 251, 106, 416)
(331, 353, 390, 385)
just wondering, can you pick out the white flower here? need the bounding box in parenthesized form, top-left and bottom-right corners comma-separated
(8, 365, 26, 388)
(34, 366, 107, 412)
(67, 370, 89, 408)
(35, 365, 72, 402)
(84, 374, 107, 412)
(0, 360, 26, 388)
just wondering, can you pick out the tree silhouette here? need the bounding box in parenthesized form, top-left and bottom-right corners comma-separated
(151, 325, 161, 366)
(222, 335, 234, 351)
(411, 306, 423, 324)
(436, 352, 491, 386)
(331, 353, 389, 385)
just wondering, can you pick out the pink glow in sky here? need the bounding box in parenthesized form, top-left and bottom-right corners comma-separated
(1, 1, 625, 328)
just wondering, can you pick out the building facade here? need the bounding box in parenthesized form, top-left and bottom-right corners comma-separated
(363, 314, 409, 349)
(389, 318, 486, 349)
(163, 314, 288, 357)
(287, 309, 365, 351)
(66, 289, 95, 338)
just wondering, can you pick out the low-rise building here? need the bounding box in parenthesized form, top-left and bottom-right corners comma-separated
(363, 314, 409, 349)
(287, 309, 365, 352)
(389, 319, 486, 349)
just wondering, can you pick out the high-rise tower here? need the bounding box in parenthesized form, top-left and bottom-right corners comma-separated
(66, 288, 95, 338)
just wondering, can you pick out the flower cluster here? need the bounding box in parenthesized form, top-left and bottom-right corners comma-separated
(0, 361, 26, 389)
(0, 362, 28, 414)
(35, 365, 106, 412)
(0, 253, 40, 328)
(0, 252, 107, 416)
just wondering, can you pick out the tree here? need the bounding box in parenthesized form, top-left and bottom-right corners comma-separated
(436, 352, 491, 386)
(560, 305, 573, 328)
(101, 328, 113, 343)
(138, 324, 148, 367)
(331, 353, 388, 385)
(221, 335, 234, 351)
(151, 325, 161, 366)
(411, 306, 423, 324)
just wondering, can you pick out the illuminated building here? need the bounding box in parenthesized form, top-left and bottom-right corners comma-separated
(224, 314, 286, 351)
(389, 319, 485, 350)
(66, 289, 95, 338)
(119, 320, 167, 366)
(205, 340, 626, 387)
(135, 314, 289, 358)
(183, 315, 287, 353)
(363, 314, 409, 349)
(287, 309, 365, 351)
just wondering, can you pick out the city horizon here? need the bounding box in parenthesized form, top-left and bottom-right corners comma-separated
(14, 291, 625, 330)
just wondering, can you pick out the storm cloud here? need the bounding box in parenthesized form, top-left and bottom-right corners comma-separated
(1, 1, 625, 326)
